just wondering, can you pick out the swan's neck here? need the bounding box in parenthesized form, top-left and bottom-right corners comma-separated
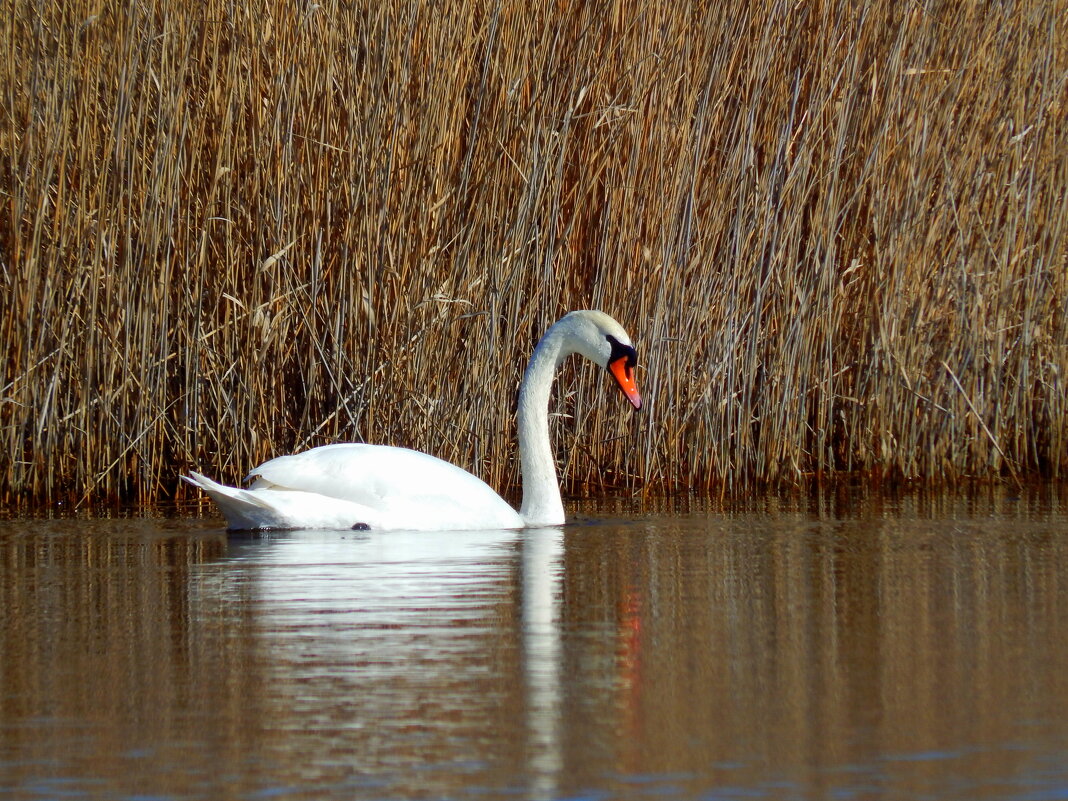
(517, 327, 568, 526)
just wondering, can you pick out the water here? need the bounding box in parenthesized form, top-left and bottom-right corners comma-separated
(2, 491, 1068, 800)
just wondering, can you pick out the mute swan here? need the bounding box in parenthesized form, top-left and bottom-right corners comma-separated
(183, 310, 641, 531)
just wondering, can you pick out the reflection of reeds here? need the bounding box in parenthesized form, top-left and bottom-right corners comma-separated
(561, 497, 1068, 795)
(1, 2, 1065, 504)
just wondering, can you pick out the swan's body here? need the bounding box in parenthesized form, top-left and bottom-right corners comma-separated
(184, 310, 641, 531)
(185, 444, 524, 531)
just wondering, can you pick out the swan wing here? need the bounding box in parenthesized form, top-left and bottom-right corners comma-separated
(242, 443, 523, 531)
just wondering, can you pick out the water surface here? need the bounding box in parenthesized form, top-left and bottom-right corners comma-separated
(1, 491, 1067, 799)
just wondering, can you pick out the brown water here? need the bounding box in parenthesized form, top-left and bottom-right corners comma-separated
(2, 491, 1068, 800)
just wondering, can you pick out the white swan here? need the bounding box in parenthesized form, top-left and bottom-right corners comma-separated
(184, 310, 641, 531)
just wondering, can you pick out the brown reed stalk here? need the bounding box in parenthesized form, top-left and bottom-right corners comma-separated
(0, 0, 1065, 507)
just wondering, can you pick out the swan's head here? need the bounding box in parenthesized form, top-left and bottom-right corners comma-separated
(561, 310, 642, 410)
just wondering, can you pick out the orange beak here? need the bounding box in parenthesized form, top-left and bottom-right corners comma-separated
(609, 356, 642, 410)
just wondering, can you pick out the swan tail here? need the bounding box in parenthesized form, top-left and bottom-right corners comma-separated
(184, 471, 381, 531)
(183, 471, 282, 530)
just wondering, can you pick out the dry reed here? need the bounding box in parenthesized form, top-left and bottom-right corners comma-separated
(1, 0, 1066, 506)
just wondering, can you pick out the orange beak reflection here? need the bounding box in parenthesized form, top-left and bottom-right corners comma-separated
(609, 356, 642, 410)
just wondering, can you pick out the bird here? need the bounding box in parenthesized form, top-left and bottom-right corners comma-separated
(183, 310, 641, 531)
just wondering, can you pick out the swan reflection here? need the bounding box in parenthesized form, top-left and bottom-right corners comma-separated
(208, 526, 566, 794)
(226, 527, 520, 609)
(521, 527, 564, 798)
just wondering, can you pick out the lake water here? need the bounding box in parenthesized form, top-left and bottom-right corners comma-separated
(1, 489, 1067, 800)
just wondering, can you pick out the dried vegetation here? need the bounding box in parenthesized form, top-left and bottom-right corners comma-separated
(1, 0, 1066, 505)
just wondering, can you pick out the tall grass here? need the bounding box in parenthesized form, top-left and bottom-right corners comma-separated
(1, 0, 1066, 506)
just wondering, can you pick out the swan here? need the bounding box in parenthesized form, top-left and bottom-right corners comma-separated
(183, 310, 641, 531)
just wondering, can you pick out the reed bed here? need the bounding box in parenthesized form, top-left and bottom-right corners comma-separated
(1, 0, 1066, 506)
